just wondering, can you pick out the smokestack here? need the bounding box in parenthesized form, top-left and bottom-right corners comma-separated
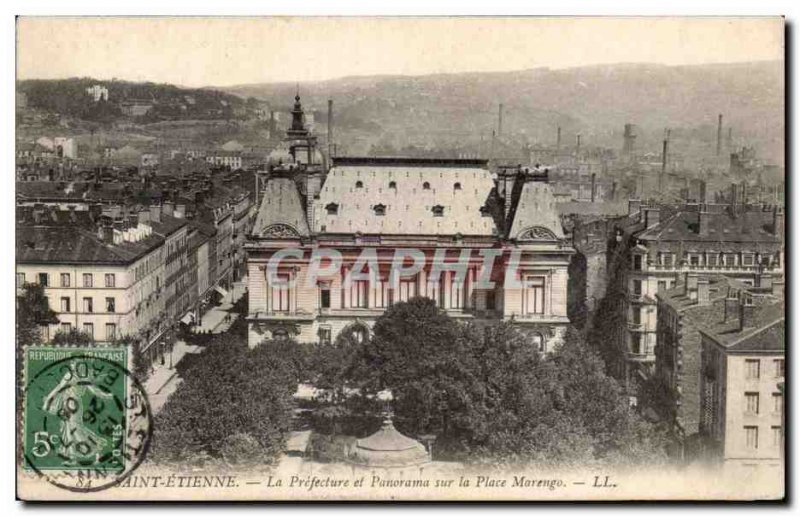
(738, 292, 755, 332)
(697, 204, 709, 236)
(699, 180, 707, 204)
(628, 199, 642, 216)
(576, 134, 581, 156)
(498, 103, 504, 138)
(556, 126, 561, 151)
(660, 133, 669, 191)
(697, 278, 710, 305)
(716, 114, 723, 157)
(591, 173, 596, 203)
(327, 99, 334, 157)
(772, 206, 784, 237)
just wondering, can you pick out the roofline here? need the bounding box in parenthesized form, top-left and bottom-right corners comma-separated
(332, 156, 489, 168)
(700, 317, 785, 351)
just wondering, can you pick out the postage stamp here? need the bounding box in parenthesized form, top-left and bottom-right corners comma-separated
(22, 347, 153, 492)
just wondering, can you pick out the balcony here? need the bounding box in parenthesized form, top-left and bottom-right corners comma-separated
(626, 351, 655, 363)
(248, 310, 316, 322)
(627, 322, 644, 332)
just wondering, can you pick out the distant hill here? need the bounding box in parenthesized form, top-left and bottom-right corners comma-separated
(17, 78, 249, 124)
(222, 61, 784, 165)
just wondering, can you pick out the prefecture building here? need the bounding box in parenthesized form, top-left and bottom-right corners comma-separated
(246, 95, 574, 350)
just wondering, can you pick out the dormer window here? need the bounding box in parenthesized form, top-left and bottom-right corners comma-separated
(388, 181, 397, 190)
(325, 203, 339, 215)
(454, 182, 462, 191)
(479, 205, 492, 218)
(373, 204, 386, 216)
(432, 205, 444, 217)
(355, 181, 363, 189)
(423, 182, 431, 190)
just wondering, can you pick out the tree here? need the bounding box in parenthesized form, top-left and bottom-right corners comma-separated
(355, 301, 669, 466)
(151, 339, 295, 465)
(51, 328, 96, 347)
(16, 283, 58, 349)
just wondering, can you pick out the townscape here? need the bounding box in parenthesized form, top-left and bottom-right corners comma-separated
(15, 53, 784, 495)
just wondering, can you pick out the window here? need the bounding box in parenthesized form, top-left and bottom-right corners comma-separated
(658, 280, 667, 292)
(454, 182, 462, 190)
(661, 253, 674, 267)
(397, 279, 417, 302)
(325, 203, 339, 215)
(523, 276, 546, 315)
(83, 297, 93, 313)
(633, 255, 643, 271)
(270, 273, 292, 313)
(422, 182, 431, 190)
(745, 359, 760, 380)
(373, 277, 393, 309)
(432, 205, 444, 217)
(772, 393, 783, 415)
(723, 253, 737, 267)
(60, 323, 71, 333)
(485, 290, 496, 311)
(60, 297, 71, 313)
(16, 273, 24, 288)
(38, 273, 49, 287)
(105, 323, 116, 341)
(690, 254, 701, 266)
(82, 273, 93, 287)
(388, 181, 397, 190)
(105, 273, 115, 287)
(272, 328, 289, 341)
(707, 254, 718, 267)
(444, 271, 465, 310)
(319, 283, 331, 309)
(106, 297, 116, 313)
(632, 279, 642, 297)
(631, 333, 643, 355)
(742, 254, 754, 266)
(355, 181, 363, 189)
(373, 204, 386, 216)
(744, 426, 759, 450)
(531, 333, 545, 353)
(60, 273, 70, 287)
(350, 280, 369, 308)
(632, 307, 642, 325)
(83, 323, 94, 338)
(745, 392, 759, 414)
(319, 326, 332, 346)
(772, 426, 782, 448)
(774, 359, 785, 378)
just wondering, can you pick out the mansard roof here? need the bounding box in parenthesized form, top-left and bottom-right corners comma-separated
(313, 162, 498, 236)
(251, 177, 310, 239)
(507, 181, 565, 241)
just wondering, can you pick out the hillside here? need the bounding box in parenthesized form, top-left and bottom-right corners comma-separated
(17, 78, 249, 124)
(223, 61, 784, 165)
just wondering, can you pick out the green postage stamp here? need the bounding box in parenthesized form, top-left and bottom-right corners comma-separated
(22, 347, 152, 492)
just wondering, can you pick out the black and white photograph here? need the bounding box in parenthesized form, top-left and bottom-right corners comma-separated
(11, 14, 787, 502)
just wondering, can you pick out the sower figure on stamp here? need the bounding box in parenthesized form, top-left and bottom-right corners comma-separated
(42, 368, 114, 467)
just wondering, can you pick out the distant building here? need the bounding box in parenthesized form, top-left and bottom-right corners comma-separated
(609, 199, 784, 402)
(53, 137, 78, 159)
(206, 151, 243, 170)
(141, 152, 160, 168)
(120, 101, 153, 117)
(86, 84, 109, 102)
(698, 288, 784, 472)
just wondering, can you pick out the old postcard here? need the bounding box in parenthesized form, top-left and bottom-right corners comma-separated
(14, 16, 785, 501)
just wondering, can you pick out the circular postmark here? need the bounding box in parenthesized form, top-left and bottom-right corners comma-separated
(23, 351, 153, 493)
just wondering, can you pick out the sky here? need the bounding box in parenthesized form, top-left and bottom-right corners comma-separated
(16, 17, 784, 88)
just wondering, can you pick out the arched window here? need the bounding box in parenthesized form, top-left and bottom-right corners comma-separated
(355, 181, 363, 189)
(388, 181, 397, 190)
(422, 182, 431, 190)
(325, 203, 339, 215)
(454, 182, 462, 190)
(432, 205, 444, 217)
(373, 204, 386, 216)
(272, 328, 289, 341)
(530, 333, 545, 353)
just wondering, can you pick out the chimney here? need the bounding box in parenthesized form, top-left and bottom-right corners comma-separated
(498, 103, 503, 138)
(738, 292, 755, 332)
(576, 134, 581, 156)
(772, 206, 784, 237)
(327, 99, 334, 157)
(660, 131, 669, 190)
(716, 114, 723, 157)
(149, 204, 161, 223)
(628, 199, 642, 216)
(163, 201, 174, 218)
(138, 208, 151, 224)
(697, 278, 710, 305)
(697, 204, 709, 236)
(590, 173, 596, 203)
(723, 288, 739, 324)
(699, 180, 707, 204)
(685, 272, 699, 300)
(175, 204, 186, 219)
(556, 126, 561, 151)
(611, 181, 617, 201)
(643, 206, 660, 229)
(730, 183, 738, 214)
